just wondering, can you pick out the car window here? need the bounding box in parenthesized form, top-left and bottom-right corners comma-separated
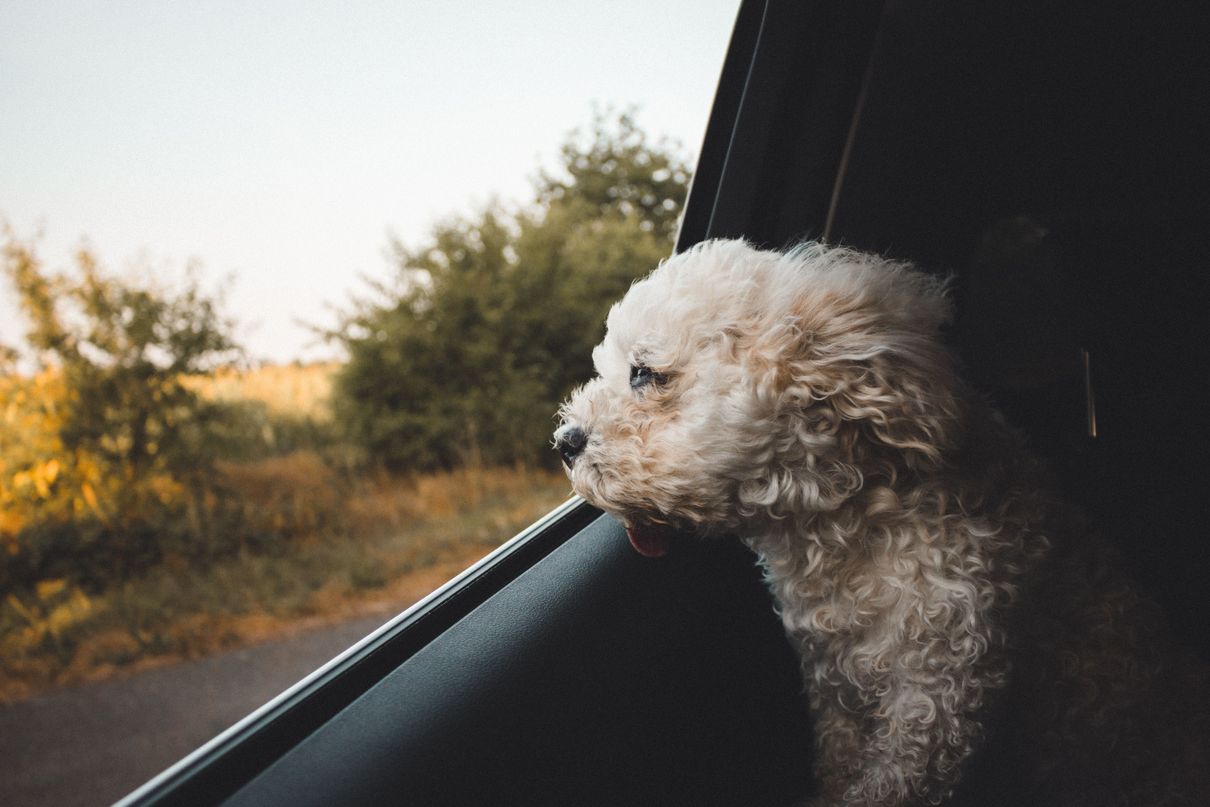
(0, 3, 739, 805)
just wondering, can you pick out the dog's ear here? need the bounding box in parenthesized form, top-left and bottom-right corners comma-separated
(758, 277, 963, 475)
(827, 346, 962, 471)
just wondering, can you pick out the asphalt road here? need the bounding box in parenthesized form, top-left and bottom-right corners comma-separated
(0, 613, 392, 807)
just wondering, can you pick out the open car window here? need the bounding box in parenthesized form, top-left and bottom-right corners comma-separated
(2, 3, 733, 805)
(118, 1, 1209, 804)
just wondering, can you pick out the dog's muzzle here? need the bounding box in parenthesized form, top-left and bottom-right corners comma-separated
(554, 424, 588, 469)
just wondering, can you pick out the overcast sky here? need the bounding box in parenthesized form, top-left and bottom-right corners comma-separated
(0, 0, 738, 363)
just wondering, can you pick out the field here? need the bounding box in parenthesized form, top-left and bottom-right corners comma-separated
(0, 364, 571, 702)
(198, 362, 337, 421)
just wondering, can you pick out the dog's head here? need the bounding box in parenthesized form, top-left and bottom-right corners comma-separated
(555, 239, 960, 555)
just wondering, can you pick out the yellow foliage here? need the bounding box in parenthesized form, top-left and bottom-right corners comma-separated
(0, 513, 21, 547)
(0, 372, 122, 549)
(35, 578, 67, 599)
(1, 370, 78, 536)
(0, 363, 202, 549)
(46, 589, 93, 635)
(3, 585, 94, 654)
(79, 482, 102, 519)
(146, 474, 184, 505)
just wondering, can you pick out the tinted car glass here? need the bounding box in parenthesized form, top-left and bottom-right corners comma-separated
(826, 1, 1210, 654)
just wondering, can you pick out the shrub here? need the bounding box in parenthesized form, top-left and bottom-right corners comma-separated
(331, 112, 690, 470)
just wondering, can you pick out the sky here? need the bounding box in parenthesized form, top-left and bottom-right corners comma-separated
(0, 0, 739, 363)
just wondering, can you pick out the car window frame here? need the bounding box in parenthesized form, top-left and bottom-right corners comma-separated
(116, 1, 885, 803)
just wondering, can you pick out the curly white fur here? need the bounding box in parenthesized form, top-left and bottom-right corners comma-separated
(556, 240, 1207, 806)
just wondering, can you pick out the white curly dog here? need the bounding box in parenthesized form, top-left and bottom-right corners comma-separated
(555, 240, 1206, 806)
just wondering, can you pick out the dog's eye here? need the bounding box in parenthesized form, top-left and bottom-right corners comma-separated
(629, 364, 668, 391)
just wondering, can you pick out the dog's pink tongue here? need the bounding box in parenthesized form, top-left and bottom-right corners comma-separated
(625, 522, 674, 558)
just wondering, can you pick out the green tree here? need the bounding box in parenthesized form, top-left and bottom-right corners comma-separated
(334, 209, 519, 469)
(535, 110, 690, 243)
(1, 234, 241, 588)
(333, 112, 691, 470)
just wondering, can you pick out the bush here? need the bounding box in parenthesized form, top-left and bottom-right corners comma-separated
(0, 234, 242, 591)
(331, 112, 690, 470)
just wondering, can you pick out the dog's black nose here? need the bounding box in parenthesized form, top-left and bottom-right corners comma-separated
(555, 425, 588, 468)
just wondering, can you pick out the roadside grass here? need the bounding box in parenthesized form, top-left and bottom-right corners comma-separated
(0, 462, 571, 703)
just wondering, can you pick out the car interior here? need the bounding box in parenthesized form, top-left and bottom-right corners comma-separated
(119, 1, 1209, 804)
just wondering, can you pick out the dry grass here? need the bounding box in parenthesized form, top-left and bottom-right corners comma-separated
(191, 362, 337, 421)
(0, 461, 571, 703)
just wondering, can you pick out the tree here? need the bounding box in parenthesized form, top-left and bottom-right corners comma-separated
(334, 209, 519, 469)
(332, 112, 691, 470)
(535, 110, 690, 243)
(1, 233, 241, 588)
